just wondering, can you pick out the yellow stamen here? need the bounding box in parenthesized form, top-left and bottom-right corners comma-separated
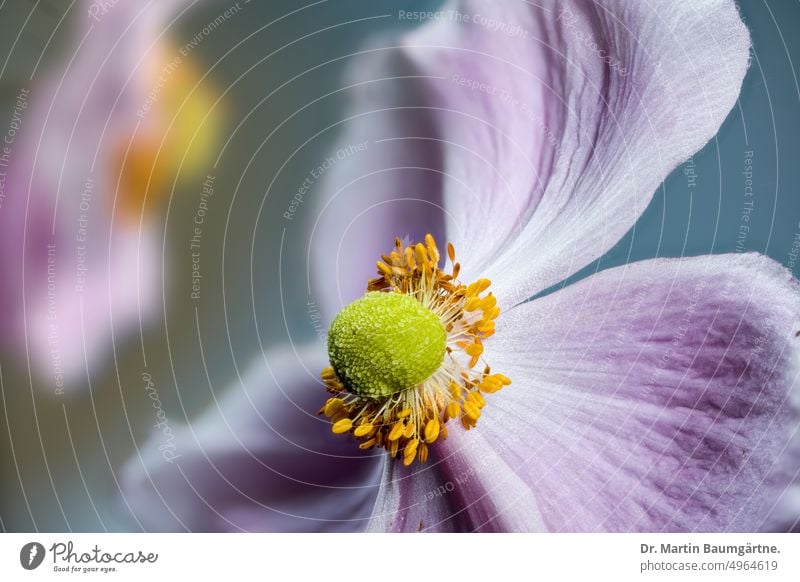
(354, 423, 374, 438)
(377, 261, 393, 277)
(418, 443, 429, 463)
(484, 306, 501, 321)
(445, 401, 461, 420)
(332, 418, 353, 434)
(388, 422, 405, 442)
(465, 341, 484, 357)
(424, 419, 441, 444)
(464, 401, 481, 421)
(324, 398, 344, 417)
(415, 243, 428, 266)
(405, 438, 420, 459)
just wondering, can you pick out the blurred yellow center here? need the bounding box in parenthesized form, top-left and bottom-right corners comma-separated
(114, 41, 222, 222)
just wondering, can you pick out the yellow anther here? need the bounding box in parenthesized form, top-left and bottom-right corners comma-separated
(468, 391, 485, 408)
(404, 422, 415, 439)
(323, 398, 344, 416)
(330, 411, 348, 424)
(388, 421, 405, 441)
(424, 418, 441, 443)
(463, 401, 481, 421)
(359, 438, 376, 449)
(495, 373, 512, 385)
(418, 442, 429, 463)
(390, 439, 400, 458)
(321, 367, 337, 380)
(445, 401, 461, 420)
(465, 342, 484, 357)
(354, 423, 374, 437)
(425, 233, 440, 263)
(484, 306, 501, 321)
(332, 418, 353, 434)
(477, 294, 497, 311)
(447, 242, 455, 262)
(464, 297, 481, 312)
(396, 408, 412, 419)
(476, 320, 495, 333)
(405, 246, 416, 269)
(448, 381, 462, 400)
(377, 261, 393, 277)
(466, 278, 491, 297)
(405, 438, 419, 458)
(415, 243, 428, 266)
(479, 377, 502, 393)
(483, 376, 502, 387)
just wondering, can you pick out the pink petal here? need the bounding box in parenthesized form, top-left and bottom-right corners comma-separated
(366, 461, 462, 532)
(121, 345, 382, 532)
(486, 254, 800, 530)
(412, 0, 751, 307)
(368, 432, 546, 532)
(313, 0, 750, 313)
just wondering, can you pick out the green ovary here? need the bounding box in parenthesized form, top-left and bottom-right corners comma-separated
(327, 291, 447, 399)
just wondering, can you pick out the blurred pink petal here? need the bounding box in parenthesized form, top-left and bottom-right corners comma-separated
(122, 345, 382, 532)
(0, 0, 206, 389)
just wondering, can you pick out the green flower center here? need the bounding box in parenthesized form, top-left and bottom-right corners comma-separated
(327, 291, 447, 399)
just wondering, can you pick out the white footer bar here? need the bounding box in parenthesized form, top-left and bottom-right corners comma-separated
(2, 533, 799, 581)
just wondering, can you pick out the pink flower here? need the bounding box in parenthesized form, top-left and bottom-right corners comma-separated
(123, 0, 800, 532)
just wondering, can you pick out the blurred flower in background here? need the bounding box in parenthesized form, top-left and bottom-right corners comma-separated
(0, 0, 220, 392)
(122, 0, 800, 532)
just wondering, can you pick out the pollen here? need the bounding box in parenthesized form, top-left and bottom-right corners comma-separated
(319, 234, 510, 466)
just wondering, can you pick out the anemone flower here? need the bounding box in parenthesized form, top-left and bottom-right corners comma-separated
(123, 0, 800, 532)
(0, 0, 219, 391)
